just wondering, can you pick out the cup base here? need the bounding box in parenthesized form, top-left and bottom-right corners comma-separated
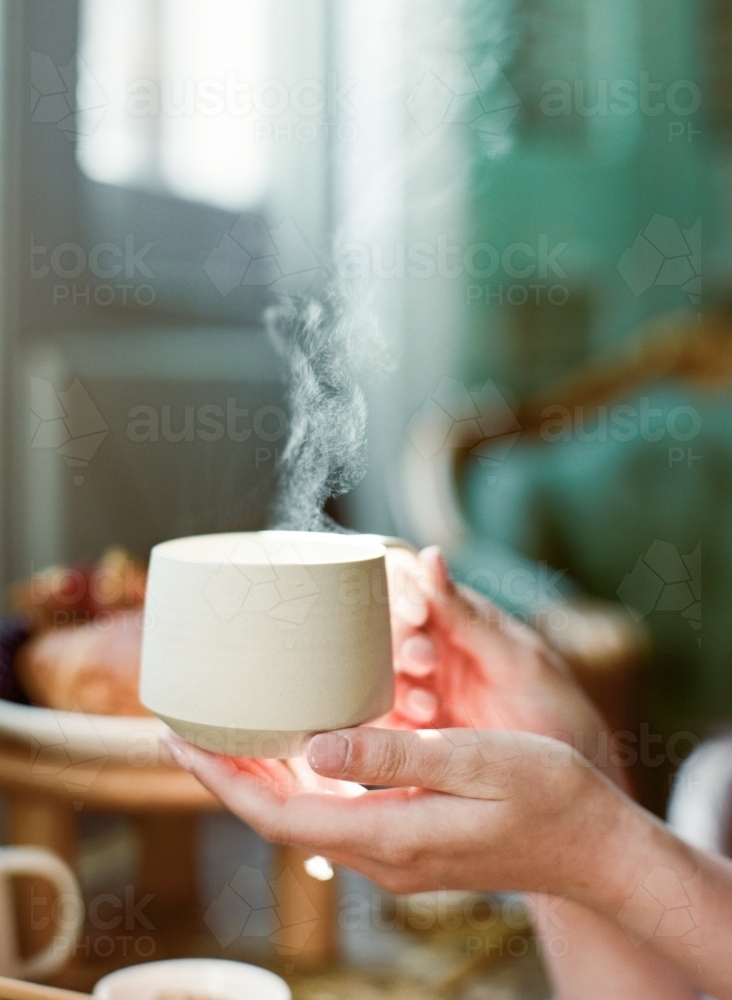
(160, 713, 318, 758)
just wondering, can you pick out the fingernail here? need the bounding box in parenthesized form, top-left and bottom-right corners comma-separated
(401, 634, 438, 676)
(165, 734, 193, 773)
(404, 687, 439, 723)
(420, 546, 447, 593)
(308, 732, 350, 775)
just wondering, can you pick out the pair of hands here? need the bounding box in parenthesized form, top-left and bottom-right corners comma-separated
(170, 546, 732, 999)
(169, 546, 627, 901)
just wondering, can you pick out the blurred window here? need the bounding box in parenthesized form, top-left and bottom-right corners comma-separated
(77, 0, 271, 211)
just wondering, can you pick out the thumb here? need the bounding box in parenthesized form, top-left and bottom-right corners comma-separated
(307, 727, 528, 799)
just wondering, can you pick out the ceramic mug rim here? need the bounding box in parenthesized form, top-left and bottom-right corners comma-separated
(151, 530, 388, 567)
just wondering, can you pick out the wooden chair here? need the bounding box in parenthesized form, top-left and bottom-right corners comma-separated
(394, 308, 732, 732)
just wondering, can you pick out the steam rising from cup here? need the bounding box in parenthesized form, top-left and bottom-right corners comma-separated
(267, 282, 393, 532)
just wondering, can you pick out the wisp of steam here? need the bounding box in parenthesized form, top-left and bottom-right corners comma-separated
(266, 0, 518, 533)
(267, 280, 393, 532)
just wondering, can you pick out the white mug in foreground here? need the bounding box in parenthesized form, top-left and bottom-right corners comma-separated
(93, 958, 291, 1000)
(140, 531, 394, 758)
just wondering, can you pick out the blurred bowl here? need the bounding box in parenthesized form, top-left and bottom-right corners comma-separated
(93, 958, 291, 1000)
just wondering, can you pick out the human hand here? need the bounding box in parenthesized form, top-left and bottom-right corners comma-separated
(170, 723, 732, 1000)
(167, 725, 621, 900)
(387, 547, 628, 789)
(380, 543, 439, 728)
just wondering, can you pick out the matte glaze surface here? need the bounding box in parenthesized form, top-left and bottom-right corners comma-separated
(140, 531, 394, 756)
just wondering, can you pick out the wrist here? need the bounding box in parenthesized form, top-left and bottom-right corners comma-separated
(556, 770, 650, 913)
(531, 751, 638, 905)
(579, 788, 700, 930)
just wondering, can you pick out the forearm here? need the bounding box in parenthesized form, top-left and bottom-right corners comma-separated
(582, 791, 732, 999)
(527, 894, 698, 1000)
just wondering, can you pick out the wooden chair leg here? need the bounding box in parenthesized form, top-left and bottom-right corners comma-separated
(272, 845, 337, 969)
(134, 813, 198, 919)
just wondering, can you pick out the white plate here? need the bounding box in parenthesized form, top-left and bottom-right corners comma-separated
(0, 698, 169, 763)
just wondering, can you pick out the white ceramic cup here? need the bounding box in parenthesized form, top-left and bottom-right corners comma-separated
(140, 531, 395, 758)
(0, 846, 83, 980)
(93, 957, 291, 1000)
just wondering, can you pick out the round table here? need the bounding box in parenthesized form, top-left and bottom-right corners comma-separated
(0, 738, 337, 989)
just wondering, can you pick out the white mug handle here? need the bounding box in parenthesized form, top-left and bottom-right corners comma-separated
(356, 534, 418, 554)
(0, 847, 83, 980)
